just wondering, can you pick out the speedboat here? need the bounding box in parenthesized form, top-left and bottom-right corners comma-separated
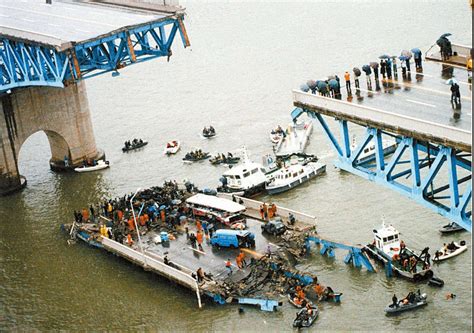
(209, 153, 240, 165)
(287, 294, 309, 308)
(293, 306, 319, 328)
(183, 151, 210, 162)
(270, 125, 285, 144)
(351, 136, 397, 164)
(164, 140, 180, 155)
(265, 157, 326, 195)
(439, 222, 465, 233)
(74, 160, 110, 173)
(364, 222, 434, 281)
(433, 241, 467, 262)
(202, 126, 216, 138)
(217, 149, 270, 197)
(385, 293, 428, 315)
(274, 120, 313, 157)
(122, 140, 148, 152)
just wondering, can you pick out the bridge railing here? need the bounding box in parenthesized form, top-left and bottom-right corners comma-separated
(293, 90, 472, 152)
(101, 237, 202, 307)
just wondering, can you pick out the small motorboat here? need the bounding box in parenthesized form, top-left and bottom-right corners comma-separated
(164, 140, 180, 155)
(287, 294, 309, 308)
(183, 151, 210, 162)
(433, 241, 467, 262)
(385, 293, 428, 315)
(202, 126, 216, 138)
(293, 306, 319, 328)
(74, 160, 110, 173)
(122, 140, 148, 152)
(210, 153, 240, 165)
(439, 222, 465, 233)
(265, 158, 326, 195)
(321, 291, 343, 303)
(428, 276, 444, 287)
(274, 120, 313, 157)
(270, 125, 285, 144)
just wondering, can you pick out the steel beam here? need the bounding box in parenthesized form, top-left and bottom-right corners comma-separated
(306, 110, 472, 232)
(0, 17, 189, 92)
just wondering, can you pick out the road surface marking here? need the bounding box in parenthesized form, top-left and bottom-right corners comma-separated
(385, 79, 471, 102)
(406, 99, 437, 108)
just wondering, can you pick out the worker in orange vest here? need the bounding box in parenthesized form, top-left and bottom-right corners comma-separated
(160, 209, 166, 222)
(196, 219, 202, 232)
(344, 71, 352, 95)
(196, 231, 204, 251)
(117, 210, 123, 221)
(82, 208, 89, 222)
(127, 234, 134, 246)
(127, 218, 135, 231)
(236, 254, 243, 269)
(225, 259, 232, 275)
(139, 215, 146, 226)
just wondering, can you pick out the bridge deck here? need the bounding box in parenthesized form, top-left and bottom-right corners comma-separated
(294, 61, 472, 152)
(0, 0, 177, 50)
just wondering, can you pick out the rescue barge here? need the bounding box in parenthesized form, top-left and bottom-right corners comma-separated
(63, 182, 329, 312)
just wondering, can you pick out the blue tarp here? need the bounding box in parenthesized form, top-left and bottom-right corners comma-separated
(291, 107, 304, 121)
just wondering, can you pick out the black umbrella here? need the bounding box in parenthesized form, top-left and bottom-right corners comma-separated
(353, 67, 361, 76)
(362, 65, 372, 75)
(436, 37, 449, 48)
(379, 54, 390, 59)
(440, 33, 452, 39)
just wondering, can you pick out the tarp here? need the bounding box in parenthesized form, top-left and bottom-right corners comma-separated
(186, 193, 246, 214)
(291, 107, 304, 121)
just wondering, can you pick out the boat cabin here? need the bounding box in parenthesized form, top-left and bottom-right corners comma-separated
(222, 162, 268, 189)
(372, 224, 401, 256)
(186, 193, 246, 225)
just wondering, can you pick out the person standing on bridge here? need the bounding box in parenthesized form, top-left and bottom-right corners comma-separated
(344, 71, 352, 95)
(450, 82, 461, 108)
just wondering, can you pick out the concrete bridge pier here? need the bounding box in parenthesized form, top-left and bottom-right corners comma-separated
(0, 81, 104, 195)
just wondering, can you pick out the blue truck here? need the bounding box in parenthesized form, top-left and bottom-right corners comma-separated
(210, 229, 256, 248)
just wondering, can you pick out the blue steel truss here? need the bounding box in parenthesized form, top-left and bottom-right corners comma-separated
(299, 108, 472, 232)
(0, 17, 189, 92)
(305, 236, 376, 272)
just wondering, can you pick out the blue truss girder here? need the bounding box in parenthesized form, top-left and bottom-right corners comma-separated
(0, 17, 189, 92)
(305, 110, 472, 232)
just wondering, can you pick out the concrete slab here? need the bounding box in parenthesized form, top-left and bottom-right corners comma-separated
(0, 0, 173, 49)
(139, 218, 279, 281)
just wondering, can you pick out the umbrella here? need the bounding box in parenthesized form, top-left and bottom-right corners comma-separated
(379, 54, 390, 59)
(436, 37, 449, 48)
(411, 48, 422, 55)
(440, 33, 452, 38)
(401, 50, 412, 59)
(362, 64, 372, 75)
(316, 80, 327, 91)
(399, 55, 408, 61)
(300, 83, 310, 92)
(353, 67, 361, 76)
(159, 205, 167, 210)
(328, 79, 339, 89)
(306, 80, 317, 90)
(370, 61, 379, 68)
(446, 78, 458, 85)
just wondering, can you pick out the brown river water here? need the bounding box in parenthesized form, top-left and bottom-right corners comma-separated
(0, 1, 472, 331)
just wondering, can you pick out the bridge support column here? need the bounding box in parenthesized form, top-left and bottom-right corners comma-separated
(0, 81, 104, 195)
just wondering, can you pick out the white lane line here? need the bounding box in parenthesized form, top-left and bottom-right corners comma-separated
(406, 99, 437, 108)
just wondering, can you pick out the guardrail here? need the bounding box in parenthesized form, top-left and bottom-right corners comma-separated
(293, 90, 472, 152)
(101, 237, 202, 308)
(217, 193, 317, 226)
